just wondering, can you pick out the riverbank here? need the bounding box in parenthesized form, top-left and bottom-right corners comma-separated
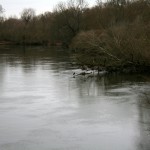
(0, 43, 149, 75)
(106, 64, 150, 74)
(74, 63, 150, 76)
(70, 24, 150, 75)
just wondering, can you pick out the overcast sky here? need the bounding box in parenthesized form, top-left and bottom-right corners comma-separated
(1, 0, 96, 18)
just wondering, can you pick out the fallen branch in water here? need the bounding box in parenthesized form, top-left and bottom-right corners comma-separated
(73, 71, 92, 76)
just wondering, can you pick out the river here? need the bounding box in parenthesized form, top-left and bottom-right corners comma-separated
(0, 46, 150, 150)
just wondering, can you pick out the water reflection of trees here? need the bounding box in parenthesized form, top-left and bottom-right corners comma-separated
(73, 73, 150, 150)
(137, 91, 150, 150)
(0, 46, 72, 72)
(73, 76, 106, 98)
(73, 73, 150, 99)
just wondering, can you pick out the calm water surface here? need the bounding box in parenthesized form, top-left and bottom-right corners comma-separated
(0, 46, 150, 150)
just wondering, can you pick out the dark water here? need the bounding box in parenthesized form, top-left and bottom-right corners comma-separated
(0, 46, 150, 150)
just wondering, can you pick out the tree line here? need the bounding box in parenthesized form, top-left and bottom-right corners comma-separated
(0, 0, 150, 72)
(0, 0, 88, 46)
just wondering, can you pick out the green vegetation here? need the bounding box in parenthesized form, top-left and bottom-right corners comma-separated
(0, 0, 150, 73)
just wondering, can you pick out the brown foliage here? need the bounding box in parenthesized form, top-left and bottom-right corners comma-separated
(0, 0, 149, 68)
(71, 21, 150, 67)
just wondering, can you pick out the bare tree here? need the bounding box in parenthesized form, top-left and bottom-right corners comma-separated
(0, 5, 2, 13)
(0, 5, 4, 22)
(0, 5, 3, 13)
(20, 8, 36, 45)
(21, 8, 36, 24)
(107, 0, 127, 6)
(52, 0, 88, 45)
